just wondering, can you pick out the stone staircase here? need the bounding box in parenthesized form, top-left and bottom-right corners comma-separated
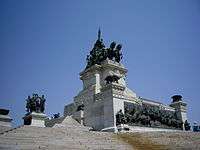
(0, 117, 132, 150)
(2, 116, 198, 150)
(0, 126, 12, 134)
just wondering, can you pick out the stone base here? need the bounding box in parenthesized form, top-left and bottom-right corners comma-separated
(0, 114, 12, 127)
(101, 125, 182, 133)
(101, 126, 118, 133)
(23, 112, 47, 127)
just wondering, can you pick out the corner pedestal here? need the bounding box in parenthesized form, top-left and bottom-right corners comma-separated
(170, 101, 187, 130)
(0, 115, 12, 127)
(23, 112, 47, 127)
(0, 109, 12, 128)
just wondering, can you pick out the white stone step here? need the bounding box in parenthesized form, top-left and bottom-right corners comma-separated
(0, 118, 133, 150)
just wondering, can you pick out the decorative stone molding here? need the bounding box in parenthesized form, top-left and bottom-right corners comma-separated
(101, 82, 125, 92)
(170, 101, 187, 112)
(101, 59, 127, 73)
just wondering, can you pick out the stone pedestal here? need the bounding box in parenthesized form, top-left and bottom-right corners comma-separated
(170, 96, 187, 130)
(23, 112, 47, 127)
(101, 83, 126, 129)
(64, 59, 139, 131)
(0, 115, 12, 127)
(0, 109, 12, 127)
(170, 101, 187, 121)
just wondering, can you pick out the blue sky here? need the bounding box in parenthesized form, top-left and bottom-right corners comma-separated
(0, 0, 200, 126)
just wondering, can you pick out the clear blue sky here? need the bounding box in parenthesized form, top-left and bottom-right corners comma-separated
(0, 0, 200, 127)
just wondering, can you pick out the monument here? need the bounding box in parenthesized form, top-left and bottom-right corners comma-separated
(23, 93, 47, 127)
(62, 29, 188, 132)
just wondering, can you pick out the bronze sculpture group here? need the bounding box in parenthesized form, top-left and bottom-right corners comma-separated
(86, 29, 123, 68)
(116, 102, 185, 130)
(116, 109, 127, 125)
(105, 75, 120, 84)
(26, 94, 45, 113)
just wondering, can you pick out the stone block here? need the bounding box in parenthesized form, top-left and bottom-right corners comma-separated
(23, 112, 47, 127)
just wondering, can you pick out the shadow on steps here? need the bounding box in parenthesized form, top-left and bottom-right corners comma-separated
(116, 133, 169, 150)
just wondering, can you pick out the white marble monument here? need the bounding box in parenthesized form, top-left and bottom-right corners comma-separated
(64, 30, 188, 132)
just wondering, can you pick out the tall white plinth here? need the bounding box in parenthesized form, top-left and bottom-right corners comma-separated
(23, 112, 47, 127)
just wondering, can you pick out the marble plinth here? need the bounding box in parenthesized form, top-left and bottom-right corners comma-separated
(0, 109, 12, 128)
(23, 112, 47, 127)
